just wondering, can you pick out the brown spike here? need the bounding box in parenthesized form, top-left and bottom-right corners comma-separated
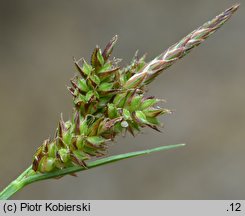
(95, 151, 106, 157)
(73, 57, 87, 78)
(87, 77, 97, 89)
(74, 111, 80, 135)
(125, 89, 137, 105)
(70, 77, 79, 90)
(32, 157, 39, 172)
(32, 147, 44, 172)
(127, 125, 135, 137)
(59, 114, 67, 135)
(57, 121, 63, 139)
(85, 142, 103, 150)
(69, 173, 78, 177)
(144, 96, 155, 100)
(91, 46, 100, 67)
(70, 153, 88, 168)
(98, 67, 120, 79)
(43, 139, 49, 153)
(83, 103, 90, 115)
(67, 86, 76, 97)
(146, 124, 162, 132)
(71, 137, 78, 150)
(56, 137, 66, 148)
(102, 35, 118, 61)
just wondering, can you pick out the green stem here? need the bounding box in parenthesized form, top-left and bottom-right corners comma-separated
(0, 166, 32, 200)
(0, 144, 185, 200)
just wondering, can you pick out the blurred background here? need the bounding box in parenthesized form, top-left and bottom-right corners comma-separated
(0, 0, 244, 199)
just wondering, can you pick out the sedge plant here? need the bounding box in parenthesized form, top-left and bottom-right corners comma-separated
(0, 4, 239, 199)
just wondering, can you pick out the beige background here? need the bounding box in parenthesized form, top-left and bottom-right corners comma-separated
(0, 0, 244, 199)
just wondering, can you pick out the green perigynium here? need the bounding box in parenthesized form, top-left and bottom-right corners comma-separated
(31, 4, 239, 174)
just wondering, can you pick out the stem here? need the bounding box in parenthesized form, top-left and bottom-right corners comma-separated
(0, 166, 32, 200)
(0, 144, 185, 200)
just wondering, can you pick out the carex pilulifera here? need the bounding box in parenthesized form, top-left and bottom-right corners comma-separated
(32, 4, 239, 173)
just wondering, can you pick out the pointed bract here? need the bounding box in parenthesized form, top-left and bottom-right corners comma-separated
(102, 35, 118, 61)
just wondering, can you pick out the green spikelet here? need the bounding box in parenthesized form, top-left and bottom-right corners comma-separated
(32, 4, 239, 173)
(32, 35, 167, 173)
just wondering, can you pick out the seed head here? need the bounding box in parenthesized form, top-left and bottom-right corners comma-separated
(32, 4, 239, 173)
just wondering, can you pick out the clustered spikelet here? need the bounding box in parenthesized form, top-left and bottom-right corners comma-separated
(32, 36, 169, 173)
(32, 4, 239, 173)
